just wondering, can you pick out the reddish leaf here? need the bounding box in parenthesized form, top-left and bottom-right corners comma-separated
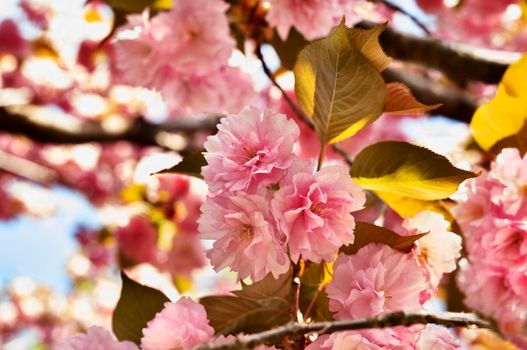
(384, 82, 441, 115)
(340, 221, 427, 255)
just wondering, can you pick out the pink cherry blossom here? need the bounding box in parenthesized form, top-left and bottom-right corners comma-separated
(454, 148, 527, 343)
(417, 325, 461, 350)
(271, 165, 365, 263)
(141, 297, 214, 350)
(457, 260, 527, 340)
(163, 233, 206, 278)
(199, 192, 290, 282)
(153, 0, 234, 75)
(111, 10, 171, 88)
(112, 0, 233, 83)
(160, 66, 255, 115)
(266, 0, 343, 40)
(202, 107, 300, 194)
(116, 216, 159, 265)
(65, 326, 138, 350)
(403, 211, 462, 288)
(326, 244, 428, 320)
(0, 19, 29, 57)
(110, 0, 252, 115)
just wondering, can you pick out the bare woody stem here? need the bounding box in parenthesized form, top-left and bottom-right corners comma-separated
(194, 311, 495, 350)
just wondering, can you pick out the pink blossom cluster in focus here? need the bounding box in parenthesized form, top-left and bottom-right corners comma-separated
(199, 106, 365, 281)
(111, 0, 254, 115)
(454, 148, 527, 344)
(312, 242, 461, 349)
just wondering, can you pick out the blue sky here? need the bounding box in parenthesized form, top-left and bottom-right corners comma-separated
(0, 186, 99, 294)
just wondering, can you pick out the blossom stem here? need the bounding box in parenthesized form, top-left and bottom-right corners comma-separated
(303, 284, 326, 321)
(291, 262, 302, 322)
(316, 143, 327, 171)
(194, 311, 496, 350)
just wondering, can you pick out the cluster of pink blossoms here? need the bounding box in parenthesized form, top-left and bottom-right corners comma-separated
(302, 209, 462, 349)
(199, 106, 365, 281)
(111, 0, 254, 115)
(454, 148, 527, 344)
(66, 297, 277, 350)
(265, 0, 390, 41)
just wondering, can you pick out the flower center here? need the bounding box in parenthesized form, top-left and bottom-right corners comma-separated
(240, 225, 254, 241)
(310, 202, 324, 216)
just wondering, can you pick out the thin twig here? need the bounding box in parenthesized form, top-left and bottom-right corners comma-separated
(370, 0, 431, 35)
(0, 150, 57, 184)
(303, 285, 326, 321)
(255, 44, 312, 127)
(291, 262, 302, 322)
(194, 311, 495, 350)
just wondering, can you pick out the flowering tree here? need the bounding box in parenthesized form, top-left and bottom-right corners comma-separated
(1, 0, 527, 349)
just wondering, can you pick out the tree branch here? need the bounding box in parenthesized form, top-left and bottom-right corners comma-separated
(358, 21, 520, 86)
(195, 311, 494, 350)
(0, 106, 221, 150)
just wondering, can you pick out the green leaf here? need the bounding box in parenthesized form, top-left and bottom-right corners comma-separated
(271, 28, 309, 70)
(112, 272, 169, 345)
(340, 221, 427, 255)
(294, 21, 387, 145)
(233, 271, 292, 300)
(154, 151, 206, 179)
(299, 262, 334, 322)
(200, 272, 291, 335)
(104, 0, 172, 13)
(346, 23, 391, 72)
(350, 141, 477, 201)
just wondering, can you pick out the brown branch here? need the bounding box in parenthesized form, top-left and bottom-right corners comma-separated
(357, 21, 520, 86)
(195, 311, 494, 350)
(0, 106, 221, 150)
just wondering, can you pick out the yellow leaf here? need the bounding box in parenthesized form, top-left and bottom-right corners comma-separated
(502, 54, 527, 97)
(294, 21, 387, 145)
(350, 141, 478, 200)
(346, 22, 391, 72)
(375, 191, 451, 218)
(471, 85, 527, 150)
(384, 82, 441, 115)
(470, 54, 527, 150)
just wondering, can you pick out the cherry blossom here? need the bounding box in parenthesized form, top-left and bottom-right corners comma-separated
(64, 326, 138, 350)
(403, 211, 462, 288)
(199, 192, 290, 281)
(266, 0, 343, 40)
(326, 244, 428, 320)
(202, 107, 300, 194)
(271, 165, 365, 263)
(116, 216, 159, 265)
(141, 297, 214, 350)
